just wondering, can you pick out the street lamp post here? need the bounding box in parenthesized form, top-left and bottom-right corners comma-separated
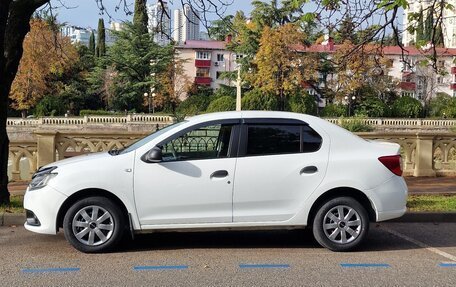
(151, 93, 156, 114)
(144, 92, 151, 114)
(344, 95, 356, 117)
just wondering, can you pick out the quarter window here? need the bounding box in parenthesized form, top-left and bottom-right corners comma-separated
(161, 124, 234, 161)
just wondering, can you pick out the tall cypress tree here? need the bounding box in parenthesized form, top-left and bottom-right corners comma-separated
(89, 31, 95, 55)
(96, 18, 106, 57)
(416, 8, 424, 44)
(424, 9, 433, 42)
(133, 0, 149, 34)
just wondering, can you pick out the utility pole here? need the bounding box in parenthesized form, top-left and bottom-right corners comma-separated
(236, 67, 242, 111)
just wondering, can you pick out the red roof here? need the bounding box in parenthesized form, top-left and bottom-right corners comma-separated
(178, 40, 226, 50)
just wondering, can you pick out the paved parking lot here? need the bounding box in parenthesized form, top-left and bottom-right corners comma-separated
(0, 222, 455, 286)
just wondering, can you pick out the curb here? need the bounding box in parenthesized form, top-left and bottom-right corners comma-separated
(0, 213, 25, 226)
(1, 212, 456, 227)
(390, 212, 456, 223)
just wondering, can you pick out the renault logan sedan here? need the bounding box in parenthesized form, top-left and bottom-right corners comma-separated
(24, 111, 407, 252)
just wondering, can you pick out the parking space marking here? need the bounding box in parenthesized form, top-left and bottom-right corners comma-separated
(239, 264, 290, 269)
(133, 265, 188, 271)
(381, 226, 456, 262)
(21, 268, 80, 273)
(439, 263, 456, 267)
(340, 263, 390, 268)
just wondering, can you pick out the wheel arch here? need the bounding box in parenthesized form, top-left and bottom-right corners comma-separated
(307, 187, 376, 226)
(56, 188, 130, 232)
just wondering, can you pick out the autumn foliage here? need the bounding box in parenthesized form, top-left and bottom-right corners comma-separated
(9, 19, 78, 116)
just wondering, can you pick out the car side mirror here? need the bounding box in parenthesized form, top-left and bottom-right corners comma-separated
(141, 146, 163, 163)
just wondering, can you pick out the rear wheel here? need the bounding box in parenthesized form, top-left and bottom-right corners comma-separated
(63, 196, 126, 253)
(312, 197, 369, 251)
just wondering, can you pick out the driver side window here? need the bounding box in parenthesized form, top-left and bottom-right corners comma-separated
(161, 123, 234, 162)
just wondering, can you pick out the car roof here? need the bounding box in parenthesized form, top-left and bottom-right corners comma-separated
(186, 111, 317, 123)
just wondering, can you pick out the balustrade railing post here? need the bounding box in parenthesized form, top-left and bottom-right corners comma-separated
(35, 130, 57, 168)
(413, 133, 436, 177)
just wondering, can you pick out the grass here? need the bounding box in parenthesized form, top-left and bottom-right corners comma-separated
(0, 195, 24, 214)
(1, 195, 456, 214)
(407, 195, 456, 212)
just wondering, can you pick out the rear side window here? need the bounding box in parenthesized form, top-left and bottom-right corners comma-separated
(247, 125, 300, 156)
(245, 124, 322, 156)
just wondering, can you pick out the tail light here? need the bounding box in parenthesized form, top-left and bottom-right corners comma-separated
(378, 155, 403, 176)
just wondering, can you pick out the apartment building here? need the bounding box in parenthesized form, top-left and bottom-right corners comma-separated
(173, 4, 200, 44)
(176, 38, 239, 94)
(147, 1, 172, 46)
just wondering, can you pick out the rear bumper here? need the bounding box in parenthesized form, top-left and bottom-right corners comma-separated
(366, 175, 408, 222)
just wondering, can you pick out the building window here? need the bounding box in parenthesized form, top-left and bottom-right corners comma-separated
(437, 76, 444, 84)
(216, 54, 224, 62)
(235, 54, 244, 60)
(196, 68, 210, 77)
(196, 51, 210, 60)
(216, 71, 223, 79)
(438, 60, 445, 69)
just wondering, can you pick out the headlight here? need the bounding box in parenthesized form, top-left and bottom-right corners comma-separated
(28, 166, 58, 191)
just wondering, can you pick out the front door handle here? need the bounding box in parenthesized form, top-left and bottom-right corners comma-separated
(300, 166, 318, 175)
(210, 170, 229, 179)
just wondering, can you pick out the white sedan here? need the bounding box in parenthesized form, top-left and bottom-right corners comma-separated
(24, 111, 407, 252)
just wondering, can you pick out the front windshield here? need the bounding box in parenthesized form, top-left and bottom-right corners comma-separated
(119, 121, 187, 154)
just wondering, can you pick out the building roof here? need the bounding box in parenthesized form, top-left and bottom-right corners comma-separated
(177, 40, 227, 50)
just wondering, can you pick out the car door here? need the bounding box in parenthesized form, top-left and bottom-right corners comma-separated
(134, 119, 240, 226)
(233, 118, 329, 222)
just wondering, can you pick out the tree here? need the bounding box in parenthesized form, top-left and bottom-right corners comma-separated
(89, 31, 95, 55)
(9, 19, 78, 117)
(424, 9, 433, 42)
(334, 17, 357, 44)
(416, 7, 424, 44)
(207, 15, 234, 41)
(133, 0, 149, 34)
(252, 24, 318, 110)
(107, 22, 173, 111)
(96, 18, 106, 58)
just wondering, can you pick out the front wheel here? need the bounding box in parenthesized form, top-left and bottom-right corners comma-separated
(63, 196, 126, 253)
(312, 197, 369, 252)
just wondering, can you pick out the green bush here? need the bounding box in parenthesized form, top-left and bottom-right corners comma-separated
(79, 110, 123, 116)
(175, 94, 211, 116)
(355, 96, 389, 117)
(321, 103, 347, 117)
(241, 89, 278, 110)
(287, 93, 317, 115)
(206, 96, 236, 113)
(429, 94, 456, 118)
(340, 118, 374, 132)
(391, 96, 423, 118)
(34, 95, 65, 117)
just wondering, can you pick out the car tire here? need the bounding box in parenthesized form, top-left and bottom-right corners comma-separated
(312, 197, 369, 252)
(63, 196, 126, 253)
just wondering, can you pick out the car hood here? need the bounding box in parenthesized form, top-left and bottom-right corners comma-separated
(42, 152, 112, 169)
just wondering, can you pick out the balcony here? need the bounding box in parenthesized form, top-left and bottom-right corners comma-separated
(451, 67, 456, 74)
(399, 82, 416, 91)
(195, 59, 211, 68)
(450, 83, 456, 90)
(195, 76, 211, 85)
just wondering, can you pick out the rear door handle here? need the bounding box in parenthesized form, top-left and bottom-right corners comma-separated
(300, 166, 318, 175)
(210, 170, 228, 179)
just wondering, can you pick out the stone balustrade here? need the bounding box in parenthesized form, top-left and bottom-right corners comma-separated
(7, 116, 456, 129)
(7, 115, 174, 127)
(7, 129, 456, 181)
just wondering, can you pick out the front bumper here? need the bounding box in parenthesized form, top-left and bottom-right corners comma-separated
(366, 175, 408, 222)
(23, 185, 68, 235)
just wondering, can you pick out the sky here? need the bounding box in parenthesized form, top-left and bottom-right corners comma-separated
(51, 0, 254, 29)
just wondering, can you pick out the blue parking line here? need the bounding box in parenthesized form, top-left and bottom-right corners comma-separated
(239, 264, 290, 269)
(340, 263, 390, 268)
(22, 267, 80, 273)
(439, 263, 456, 267)
(133, 265, 188, 271)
